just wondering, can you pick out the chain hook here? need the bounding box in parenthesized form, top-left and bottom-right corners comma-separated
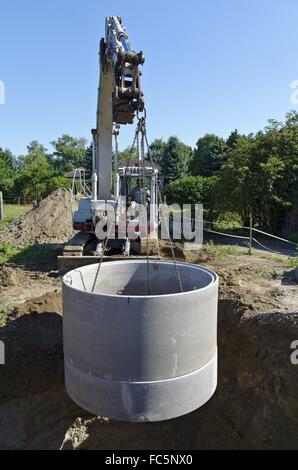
(137, 107, 147, 121)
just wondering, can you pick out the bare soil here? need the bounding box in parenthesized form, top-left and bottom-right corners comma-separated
(0, 240, 297, 449)
(0, 189, 78, 247)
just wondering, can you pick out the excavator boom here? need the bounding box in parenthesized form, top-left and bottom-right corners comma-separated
(94, 16, 144, 200)
(59, 16, 159, 269)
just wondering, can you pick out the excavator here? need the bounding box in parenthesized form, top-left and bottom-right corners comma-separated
(59, 17, 219, 423)
(59, 16, 160, 269)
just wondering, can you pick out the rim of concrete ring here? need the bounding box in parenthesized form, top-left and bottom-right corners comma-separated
(63, 260, 218, 299)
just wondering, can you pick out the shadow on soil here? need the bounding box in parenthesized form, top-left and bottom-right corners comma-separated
(281, 268, 297, 286)
(8, 244, 62, 273)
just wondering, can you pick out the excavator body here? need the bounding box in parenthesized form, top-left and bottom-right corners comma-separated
(58, 16, 160, 269)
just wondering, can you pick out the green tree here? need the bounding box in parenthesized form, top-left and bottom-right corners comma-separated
(148, 138, 165, 164)
(161, 136, 190, 184)
(82, 144, 93, 177)
(164, 175, 217, 208)
(14, 157, 53, 201)
(16, 140, 49, 169)
(190, 133, 227, 177)
(0, 148, 15, 196)
(47, 175, 70, 192)
(215, 111, 298, 231)
(51, 134, 87, 173)
(117, 146, 138, 163)
(13, 141, 55, 201)
(265, 110, 298, 230)
(26, 140, 48, 161)
(226, 129, 241, 148)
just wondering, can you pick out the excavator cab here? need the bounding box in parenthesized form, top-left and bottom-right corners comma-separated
(114, 163, 161, 254)
(116, 162, 159, 201)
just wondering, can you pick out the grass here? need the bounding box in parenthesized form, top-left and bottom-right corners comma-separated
(0, 204, 32, 230)
(0, 302, 11, 326)
(204, 241, 295, 268)
(250, 266, 282, 280)
(0, 242, 55, 264)
(257, 253, 287, 264)
(0, 243, 20, 263)
(263, 269, 280, 280)
(0, 304, 10, 316)
(211, 212, 243, 230)
(0, 204, 57, 265)
(204, 240, 247, 257)
(287, 256, 298, 269)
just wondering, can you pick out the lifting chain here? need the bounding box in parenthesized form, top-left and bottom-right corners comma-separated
(91, 183, 122, 293)
(139, 117, 151, 295)
(91, 110, 183, 295)
(91, 129, 137, 293)
(140, 112, 184, 293)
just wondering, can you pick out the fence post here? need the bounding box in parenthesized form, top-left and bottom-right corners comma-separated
(249, 216, 253, 255)
(0, 191, 3, 221)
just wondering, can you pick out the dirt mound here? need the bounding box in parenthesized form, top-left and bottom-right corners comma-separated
(0, 189, 78, 247)
(0, 265, 26, 287)
(8, 291, 62, 321)
(0, 290, 298, 449)
(158, 240, 213, 264)
(0, 262, 61, 313)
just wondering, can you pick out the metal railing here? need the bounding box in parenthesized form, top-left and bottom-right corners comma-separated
(2, 197, 33, 205)
(203, 219, 297, 256)
(71, 168, 91, 197)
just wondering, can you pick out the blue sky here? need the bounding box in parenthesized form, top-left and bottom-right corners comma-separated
(0, 0, 297, 156)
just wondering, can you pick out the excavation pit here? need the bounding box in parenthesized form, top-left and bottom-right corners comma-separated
(62, 260, 218, 422)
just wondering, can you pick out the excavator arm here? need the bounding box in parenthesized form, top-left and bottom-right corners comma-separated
(93, 16, 145, 200)
(59, 16, 159, 267)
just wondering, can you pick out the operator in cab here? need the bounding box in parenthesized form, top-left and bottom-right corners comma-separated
(129, 178, 150, 205)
